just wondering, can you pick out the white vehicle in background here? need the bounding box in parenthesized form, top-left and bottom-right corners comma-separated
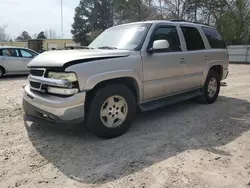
(0, 46, 38, 77)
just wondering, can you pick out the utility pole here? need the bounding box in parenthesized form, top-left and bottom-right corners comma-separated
(61, 0, 64, 48)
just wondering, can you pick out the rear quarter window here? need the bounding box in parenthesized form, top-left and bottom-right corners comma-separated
(202, 26, 226, 49)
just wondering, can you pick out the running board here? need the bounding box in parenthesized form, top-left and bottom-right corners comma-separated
(139, 89, 202, 112)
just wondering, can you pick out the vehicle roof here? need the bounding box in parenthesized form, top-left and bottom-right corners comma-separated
(115, 20, 213, 28)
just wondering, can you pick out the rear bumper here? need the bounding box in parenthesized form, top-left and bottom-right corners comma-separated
(222, 67, 229, 80)
(23, 85, 86, 123)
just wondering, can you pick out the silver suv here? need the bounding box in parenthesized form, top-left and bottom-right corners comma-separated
(23, 20, 229, 138)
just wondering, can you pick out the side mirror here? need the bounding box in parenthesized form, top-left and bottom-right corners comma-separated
(148, 40, 169, 53)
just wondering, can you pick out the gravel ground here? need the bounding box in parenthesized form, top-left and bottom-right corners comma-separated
(0, 64, 250, 188)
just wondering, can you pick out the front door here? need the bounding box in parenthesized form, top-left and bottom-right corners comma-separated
(141, 24, 187, 101)
(19, 49, 36, 72)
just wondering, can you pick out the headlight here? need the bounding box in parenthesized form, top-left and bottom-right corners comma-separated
(47, 72, 79, 96)
(48, 72, 77, 82)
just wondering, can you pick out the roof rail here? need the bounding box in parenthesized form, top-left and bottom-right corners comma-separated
(169, 19, 187, 22)
(192, 21, 211, 26)
(169, 19, 211, 26)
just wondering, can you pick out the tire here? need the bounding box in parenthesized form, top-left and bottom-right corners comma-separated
(0, 67, 4, 78)
(85, 84, 137, 139)
(198, 70, 220, 104)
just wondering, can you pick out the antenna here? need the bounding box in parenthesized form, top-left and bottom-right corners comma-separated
(61, 0, 64, 39)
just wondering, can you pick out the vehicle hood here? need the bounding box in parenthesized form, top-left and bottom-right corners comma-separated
(28, 49, 131, 68)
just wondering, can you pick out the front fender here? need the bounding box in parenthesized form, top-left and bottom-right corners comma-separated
(85, 69, 143, 102)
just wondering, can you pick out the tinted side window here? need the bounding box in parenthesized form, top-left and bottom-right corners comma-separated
(181, 26, 205, 51)
(2, 49, 20, 57)
(151, 26, 181, 52)
(202, 26, 226, 49)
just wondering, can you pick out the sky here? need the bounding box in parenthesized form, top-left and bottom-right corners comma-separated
(1, 0, 80, 39)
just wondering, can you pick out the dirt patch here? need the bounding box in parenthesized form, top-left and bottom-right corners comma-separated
(0, 65, 250, 188)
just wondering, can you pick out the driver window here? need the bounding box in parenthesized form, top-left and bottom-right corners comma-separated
(151, 26, 182, 52)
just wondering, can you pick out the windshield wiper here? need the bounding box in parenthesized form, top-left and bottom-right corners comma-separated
(98, 46, 117, 50)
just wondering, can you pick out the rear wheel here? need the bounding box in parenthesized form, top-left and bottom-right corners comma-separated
(198, 70, 220, 104)
(85, 84, 136, 139)
(0, 67, 5, 78)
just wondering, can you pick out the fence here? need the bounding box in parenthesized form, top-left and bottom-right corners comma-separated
(227, 45, 250, 63)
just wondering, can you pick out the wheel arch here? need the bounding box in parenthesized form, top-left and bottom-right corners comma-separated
(203, 62, 223, 86)
(0, 65, 6, 75)
(84, 70, 143, 103)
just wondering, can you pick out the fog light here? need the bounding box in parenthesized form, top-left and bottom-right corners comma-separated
(47, 87, 78, 95)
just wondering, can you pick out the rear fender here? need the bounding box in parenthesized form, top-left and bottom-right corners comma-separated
(202, 60, 224, 86)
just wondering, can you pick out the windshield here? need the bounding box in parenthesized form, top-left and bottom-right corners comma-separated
(89, 23, 151, 50)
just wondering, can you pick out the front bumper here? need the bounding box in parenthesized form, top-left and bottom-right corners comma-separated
(23, 85, 86, 124)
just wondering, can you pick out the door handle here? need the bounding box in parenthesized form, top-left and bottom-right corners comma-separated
(180, 58, 185, 64)
(204, 56, 208, 60)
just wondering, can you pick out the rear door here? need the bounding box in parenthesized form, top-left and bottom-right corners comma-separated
(180, 26, 208, 89)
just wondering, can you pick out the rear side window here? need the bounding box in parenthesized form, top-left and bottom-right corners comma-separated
(201, 26, 226, 49)
(2, 49, 20, 57)
(181, 26, 205, 51)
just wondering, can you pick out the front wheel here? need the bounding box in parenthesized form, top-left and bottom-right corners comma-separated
(85, 84, 136, 139)
(198, 70, 221, 104)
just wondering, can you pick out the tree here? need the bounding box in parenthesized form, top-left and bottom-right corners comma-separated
(37, 31, 47, 39)
(0, 25, 10, 42)
(214, 0, 250, 45)
(157, 0, 189, 19)
(114, 0, 159, 23)
(71, 0, 250, 45)
(16, 31, 31, 41)
(44, 29, 57, 39)
(15, 36, 25, 42)
(71, 0, 114, 45)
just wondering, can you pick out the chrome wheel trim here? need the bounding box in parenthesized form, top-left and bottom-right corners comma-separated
(100, 95, 128, 128)
(208, 78, 217, 98)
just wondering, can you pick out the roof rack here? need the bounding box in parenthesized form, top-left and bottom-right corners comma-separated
(169, 19, 211, 26)
(169, 19, 187, 22)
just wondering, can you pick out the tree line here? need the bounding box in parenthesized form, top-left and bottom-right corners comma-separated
(15, 29, 59, 41)
(0, 27, 59, 42)
(71, 0, 250, 45)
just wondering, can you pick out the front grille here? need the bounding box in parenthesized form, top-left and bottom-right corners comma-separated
(29, 69, 45, 92)
(30, 81, 41, 89)
(30, 69, 45, 76)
